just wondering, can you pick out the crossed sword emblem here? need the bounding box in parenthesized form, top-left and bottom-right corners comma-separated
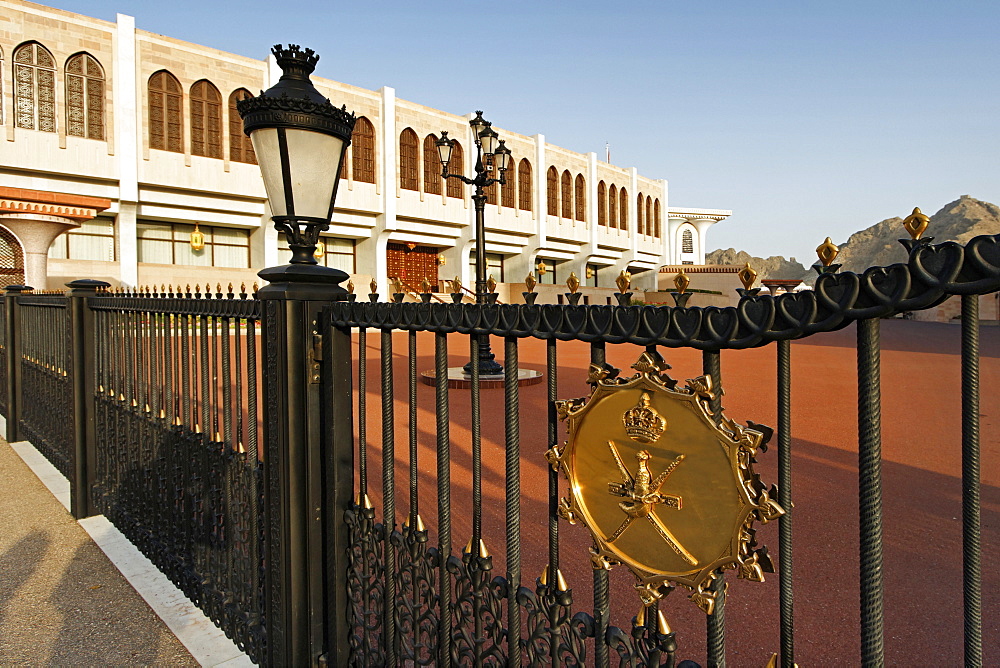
(606, 441, 697, 566)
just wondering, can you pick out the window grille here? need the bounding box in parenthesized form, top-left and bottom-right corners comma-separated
(637, 193, 644, 234)
(149, 70, 183, 152)
(560, 171, 573, 219)
(191, 80, 222, 158)
(608, 185, 617, 228)
(423, 134, 441, 195)
(14, 42, 56, 132)
(229, 89, 256, 164)
(517, 159, 532, 211)
(682, 229, 694, 253)
(575, 174, 586, 221)
(646, 196, 653, 237)
(654, 199, 661, 237)
(546, 167, 558, 216)
(447, 141, 464, 198)
(0, 47, 4, 125)
(597, 181, 606, 225)
(353, 117, 376, 183)
(501, 159, 515, 208)
(619, 187, 628, 230)
(65, 52, 104, 140)
(399, 128, 418, 191)
(0, 226, 25, 288)
(486, 179, 498, 205)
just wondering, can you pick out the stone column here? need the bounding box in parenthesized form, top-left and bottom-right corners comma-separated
(0, 214, 79, 289)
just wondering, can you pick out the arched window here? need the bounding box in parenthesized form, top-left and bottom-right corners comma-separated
(190, 80, 222, 158)
(353, 116, 376, 184)
(654, 199, 661, 238)
(518, 159, 533, 211)
(682, 229, 694, 253)
(486, 177, 498, 205)
(0, 47, 4, 125)
(560, 170, 572, 219)
(65, 52, 104, 140)
(228, 89, 256, 164)
(148, 70, 183, 152)
(575, 174, 586, 221)
(446, 141, 464, 198)
(14, 42, 56, 132)
(646, 196, 653, 236)
(423, 134, 441, 195)
(501, 159, 516, 208)
(399, 128, 418, 190)
(619, 187, 628, 231)
(546, 167, 558, 216)
(608, 185, 618, 228)
(636, 192, 644, 234)
(597, 181, 607, 226)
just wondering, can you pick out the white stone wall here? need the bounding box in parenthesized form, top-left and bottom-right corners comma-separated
(0, 0, 731, 290)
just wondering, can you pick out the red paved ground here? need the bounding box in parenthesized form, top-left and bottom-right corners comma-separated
(354, 319, 999, 666)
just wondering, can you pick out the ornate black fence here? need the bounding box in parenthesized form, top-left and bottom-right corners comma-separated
(3, 224, 997, 667)
(316, 227, 998, 667)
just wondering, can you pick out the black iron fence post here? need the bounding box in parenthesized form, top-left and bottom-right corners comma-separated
(67, 279, 110, 518)
(3, 284, 30, 443)
(258, 269, 350, 667)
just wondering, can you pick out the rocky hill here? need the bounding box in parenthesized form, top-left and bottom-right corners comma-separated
(707, 195, 1000, 281)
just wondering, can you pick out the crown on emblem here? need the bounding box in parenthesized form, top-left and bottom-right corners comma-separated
(623, 392, 667, 444)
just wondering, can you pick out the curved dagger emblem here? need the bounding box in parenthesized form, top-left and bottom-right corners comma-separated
(606, 441, 696, 566)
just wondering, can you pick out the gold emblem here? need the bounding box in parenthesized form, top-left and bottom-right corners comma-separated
(550, 351, 783, 617)
(816, 237, 839, 267)
(903, 206, 930, 240)
(738, 263, 758, 290)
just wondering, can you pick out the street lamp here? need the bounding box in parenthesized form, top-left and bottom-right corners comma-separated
(237, 44, 356, 281)
(437, 111, 512, 376)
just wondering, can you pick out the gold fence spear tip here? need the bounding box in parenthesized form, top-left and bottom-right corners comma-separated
(738, 262, 758, 290)
(195, 284, 201, 294)
(420, 277, 431, 294)
(228, 282, 234, 293)
(524, 273, 536, 293)
(567, 272, 580, 293)
(253, 282, 259, 293)
(216, 283, 222, 294)
(816, 237, 840, 267)
(452, 276, 463, 293)
(903, 206, 930, 240)
(240, 282, 247, 294)
(346, 279, 355, 294)
(369, 278, 377, 294)
(486, 274, 497, 294)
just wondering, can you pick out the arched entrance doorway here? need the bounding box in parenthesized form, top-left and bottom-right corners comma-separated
(0, 226, 25, 288)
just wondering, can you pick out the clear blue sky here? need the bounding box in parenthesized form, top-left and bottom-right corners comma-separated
(47, 0, 1000, 264)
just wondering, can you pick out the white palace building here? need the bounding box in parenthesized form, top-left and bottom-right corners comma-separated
(0, 0, 731, 299)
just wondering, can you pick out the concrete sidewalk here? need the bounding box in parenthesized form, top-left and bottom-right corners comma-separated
(0, 437, 200, 665)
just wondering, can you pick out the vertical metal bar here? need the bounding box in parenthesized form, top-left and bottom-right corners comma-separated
(703, 348, 726, 668)
(471, 335, 482, 550)
(777, 340, 794, 668)
(546, 337, 561, 666)
(213, 311, 222, 440)
(960, 295, 982, 667)
(408, 330, 418, 518)
(247, 315, 258, 461)
(222, 310, 233, 448)
(504, 336, 521, 667)
(358, 329, 367, 496)
(381, 328, 397, 666)
(234, 311, 244, 450)
(182, 311, 192, 431)
(164, 309, 174, 424)
(200, 314, 210, 435)
(470, 334, 484, 667)
(434, 331, 452, 667)
(591, 341, 610, 668)
(857, 318, 884, 667)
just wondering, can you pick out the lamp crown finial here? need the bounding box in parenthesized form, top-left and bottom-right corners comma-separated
(271, 44, 319, 75)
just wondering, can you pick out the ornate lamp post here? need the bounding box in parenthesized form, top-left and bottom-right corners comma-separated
(236, 44, 356, 665)
(238, 44, 356, 291)
(436, 111, 512, 375)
